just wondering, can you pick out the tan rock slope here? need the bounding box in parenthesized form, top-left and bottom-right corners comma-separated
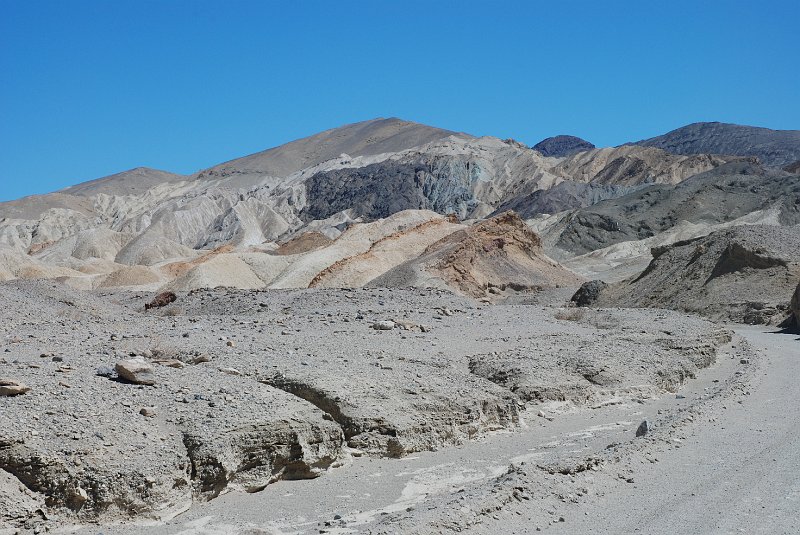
(309, 215, 465, 288)
(550, 145, 747, 186)
(372, 212, 583, 299)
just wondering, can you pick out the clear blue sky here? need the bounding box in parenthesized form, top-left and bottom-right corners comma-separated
(1, 0, 798, 202)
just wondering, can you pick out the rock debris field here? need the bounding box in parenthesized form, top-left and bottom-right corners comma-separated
(0, 280, 741, 533)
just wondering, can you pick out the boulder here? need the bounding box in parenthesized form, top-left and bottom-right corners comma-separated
(571, 280, 608, 307)
(144, 291, 177, 311)
(115, 358, 156, 385)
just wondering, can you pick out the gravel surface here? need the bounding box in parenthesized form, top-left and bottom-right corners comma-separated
(0, 280, 737, 532)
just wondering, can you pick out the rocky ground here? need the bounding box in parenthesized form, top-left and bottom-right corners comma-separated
(0, 280, 740, 533)
(52, 325, 796, 535)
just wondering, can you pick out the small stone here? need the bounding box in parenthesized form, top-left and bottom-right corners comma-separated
(154, 359, 186, 368)
(372, 320, 395, 331)
(190, 353, 211, 364)
(140, 407, 156, 417)
(219, 367, 242, 376)
(740, 358, 750, 365)
(0, 378, 30, 396)
(72, 486, 89, 506)
(635, 420, 650, 437)
(226, 340, 236, 347)
(115, 358, 156, 385)
(95, 365, 116, 378)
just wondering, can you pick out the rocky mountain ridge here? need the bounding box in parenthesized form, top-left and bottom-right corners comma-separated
(634, 121, 800, 167)
(1, 118, 798, 303)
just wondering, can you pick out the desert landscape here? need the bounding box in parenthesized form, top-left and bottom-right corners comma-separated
(1, 116, 799, 534)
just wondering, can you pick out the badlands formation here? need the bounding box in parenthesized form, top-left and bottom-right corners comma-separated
(1, 118, 799, 534)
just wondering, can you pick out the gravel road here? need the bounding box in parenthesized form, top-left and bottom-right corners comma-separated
(545, 326, 800, 535)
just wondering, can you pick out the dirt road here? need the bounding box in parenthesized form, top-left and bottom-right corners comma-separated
(545, 326, 800, 535)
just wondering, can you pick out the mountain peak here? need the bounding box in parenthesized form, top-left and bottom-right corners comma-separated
(199, 117, 471, 185)
(532, 135, 595, 157)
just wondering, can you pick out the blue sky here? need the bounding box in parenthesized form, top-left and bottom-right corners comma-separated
(1, 0, 798, 201)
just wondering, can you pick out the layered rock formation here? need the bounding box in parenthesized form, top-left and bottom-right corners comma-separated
(371, 212, 583, 299)
(1, 118, 798, 301)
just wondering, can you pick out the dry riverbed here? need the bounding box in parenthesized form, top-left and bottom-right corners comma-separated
(0, 280, 756, 534)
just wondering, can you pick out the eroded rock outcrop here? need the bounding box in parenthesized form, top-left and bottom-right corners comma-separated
(594, 225, 800, 324)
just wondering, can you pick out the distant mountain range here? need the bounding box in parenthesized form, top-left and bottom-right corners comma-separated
(632, 121, 800, 167)
(0, 117, 798, 295)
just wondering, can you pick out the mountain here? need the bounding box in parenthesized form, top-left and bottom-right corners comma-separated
(544, 161, 800, 256)
(532, 135, 594, 157)
(634, 122, 800, 167)
(495, 181, 646, 218)
(62, 167, 186, 197)
(194, 117, 471, 189)
(549, 145, 745, 186)
(1, 117, 798, 296)
(592, 224, 800, 324)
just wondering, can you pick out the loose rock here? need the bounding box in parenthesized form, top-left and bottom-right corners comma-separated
(190, 353, 212, 364)
(635, 420, 650, 437)
(0, 378, 30, 396)
(372, 320, 395, 330)
(115, 358, 156, 385)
